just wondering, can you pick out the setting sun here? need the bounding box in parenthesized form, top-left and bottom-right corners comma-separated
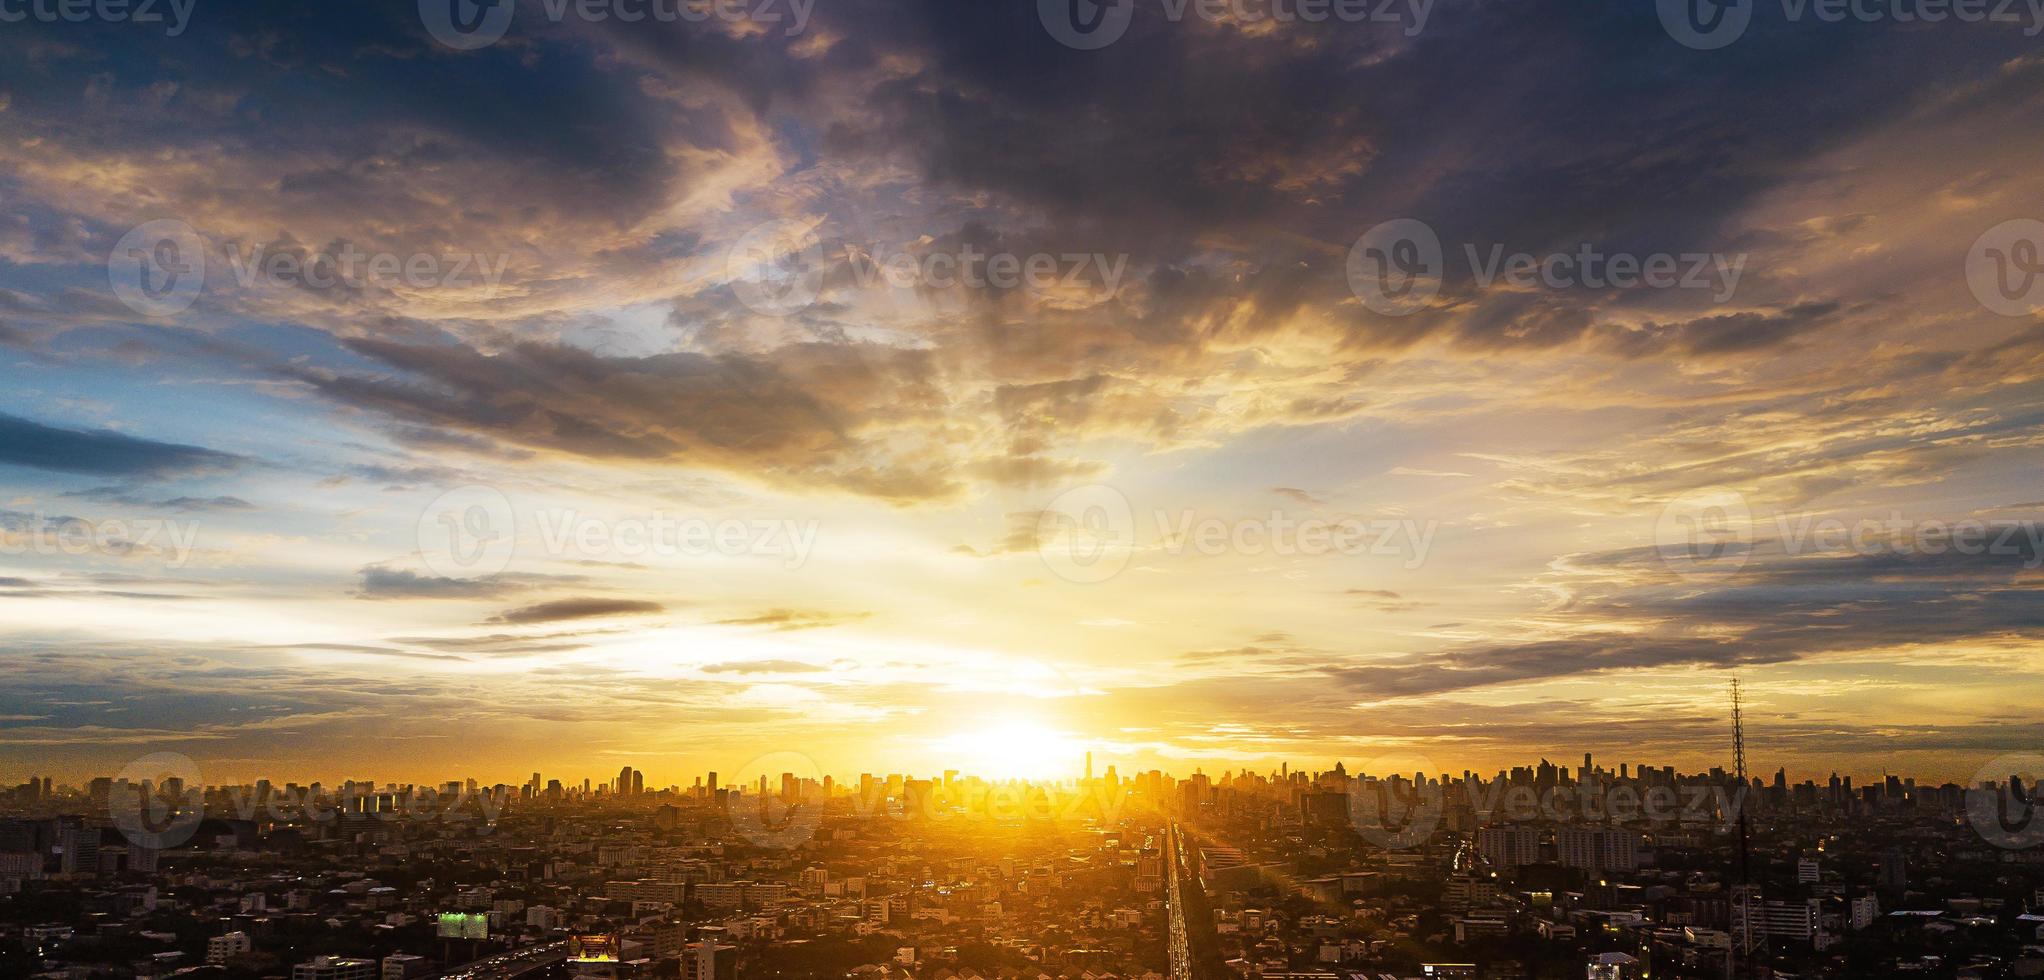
(931, 721, 1087, 781)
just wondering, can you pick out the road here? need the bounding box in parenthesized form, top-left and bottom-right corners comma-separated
(438, 939, 569, 980)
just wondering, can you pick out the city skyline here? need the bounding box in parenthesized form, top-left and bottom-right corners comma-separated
(6, 738, 2023, 793)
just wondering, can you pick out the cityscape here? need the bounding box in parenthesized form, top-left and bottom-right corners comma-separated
(4, 731, 2044, 980)
(4, 0, 2044, 978)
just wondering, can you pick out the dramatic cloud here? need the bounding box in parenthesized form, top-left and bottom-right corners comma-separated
(1, 0, 2041, 780)
(488, 598, 667, 625)
(356, 566, 517, 600)
(0, 413, 243, 479)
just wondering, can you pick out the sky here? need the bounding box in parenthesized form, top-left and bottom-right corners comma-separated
(1, 0, 2042, 789)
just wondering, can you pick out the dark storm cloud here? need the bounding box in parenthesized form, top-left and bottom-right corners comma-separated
(1332, 527, 2044, 699)
(291, 338, 958, 501)
(829, 0, 2037, 295)
(355, 566, 517, 600)
(1330, 636, 1791, 699)
(0, 412, 243, 479)
(1593, 302, 1843, 359)
(0, 1, 686, 224)
(0, 0, 2026, 503)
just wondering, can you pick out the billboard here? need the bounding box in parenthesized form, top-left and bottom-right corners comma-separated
(567, 933, 620, 962)
(437, 912, 490, 940)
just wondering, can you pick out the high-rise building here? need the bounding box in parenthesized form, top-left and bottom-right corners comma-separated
(1586, 952, 1640, 979)
(1730, 897, 1822, 944)
(1878, 847, 1908, 893)
(57, 822, 99, 876)
(684, 939, 736, 980)
(1850, 895, 1880, 931)
(207, 932, 252, 964)
(292, 956, 378, 980)
(1556, 828, 1640, 874)
(1475, 826, 1540, 869)
(381, 953, 433, 980)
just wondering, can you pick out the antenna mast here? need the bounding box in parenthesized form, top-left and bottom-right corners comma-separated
(1730, 678, 1766, 976)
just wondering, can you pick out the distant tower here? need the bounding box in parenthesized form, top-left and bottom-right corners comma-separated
(1731, 679, 1767, 975)
(1086, 752, 1093, 782)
